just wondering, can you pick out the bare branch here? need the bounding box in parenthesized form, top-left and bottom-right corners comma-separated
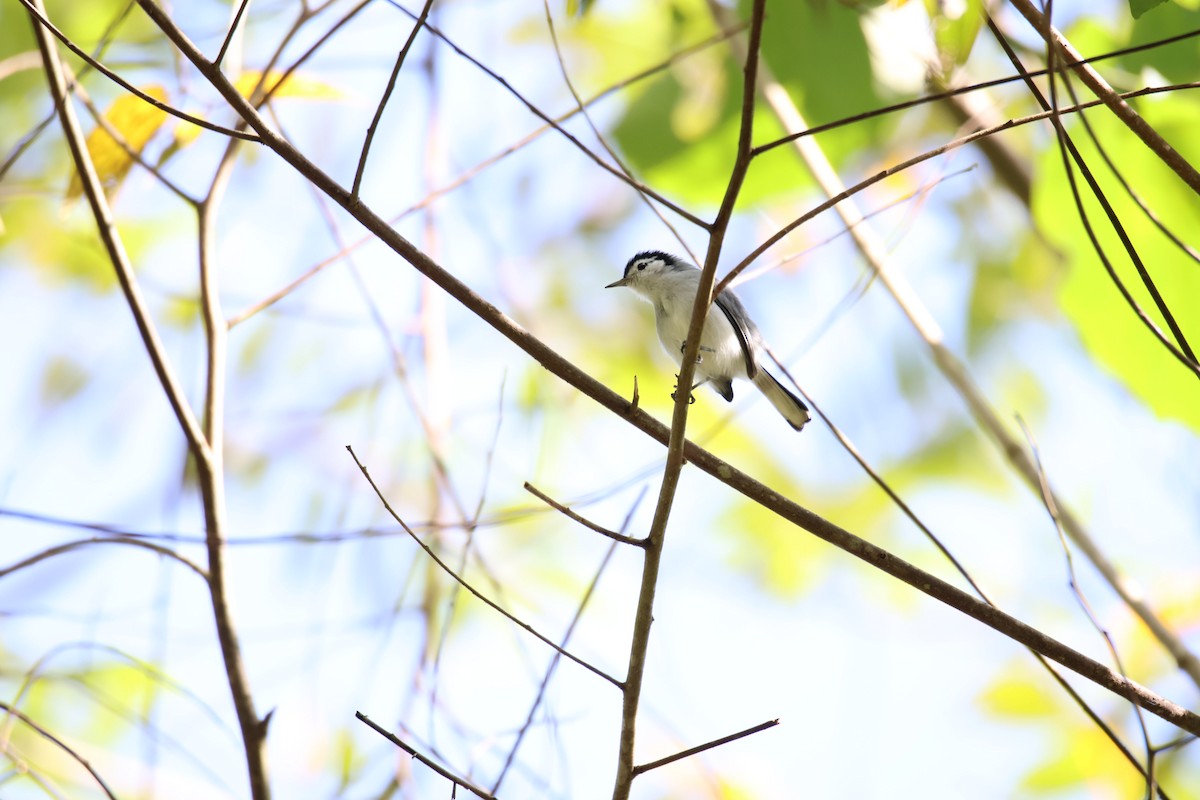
(1008, 0, 1200, 195)
(524, 482, 647, 547)
(751, 27, 1200, 156)
(382, 0, 707, 229)
(351, 0, 434, 196)
(0, 537, 208, 581)
(986, 15, 1198, 371)
(346, 446, 624, 689)
(215, 0, 251, 67)
(0, 701, 118, 800)
(19, 0, 260, 142)
(612, 3, 769, 797)
(492, 487, 645, 794)
(28, 0, 213, 498)
(632, 718, 779, 776)
(718, 82, 1200, 296)
(135, 0, 1200, 734)
(355, 712, 497, 800)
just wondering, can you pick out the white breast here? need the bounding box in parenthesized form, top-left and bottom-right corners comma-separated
(646, 270, 749, 383)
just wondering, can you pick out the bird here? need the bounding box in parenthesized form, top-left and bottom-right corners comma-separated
(606, 250, 810, 431)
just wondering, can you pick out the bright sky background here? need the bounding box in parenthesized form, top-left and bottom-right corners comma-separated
(1, 0, 1198, 798)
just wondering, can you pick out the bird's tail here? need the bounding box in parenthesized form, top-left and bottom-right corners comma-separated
(752, 369, 811, 431)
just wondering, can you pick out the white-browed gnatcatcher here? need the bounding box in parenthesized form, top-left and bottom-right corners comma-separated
(606, 250, 811, 431)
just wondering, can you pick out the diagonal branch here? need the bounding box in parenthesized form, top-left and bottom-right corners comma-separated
(0, 701, 118, 800)
(382, 0, 706, 229)
(351, 0, 434, 196)
(711, 3, 1200, 691)
(1007, 0, 1200, 195)
(27, 0, 212, 481)
(133, 0, 1200, 736)
(632, 718, 779, 776)
(19, 0, 260, 141)
(356, 712, 497, 800)
(347, 446, 623, 689)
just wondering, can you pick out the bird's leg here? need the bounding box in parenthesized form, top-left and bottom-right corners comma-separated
(678, 340, 714, 365)
(671, 374, 697, 405)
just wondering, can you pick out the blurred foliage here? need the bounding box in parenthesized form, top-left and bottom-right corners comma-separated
(924, 0, 985, 74)
(603, 0, 885, 206)
(38, 353, 90, 409)
(1033, 100, 1200, 432)
(2, 0, 1199, 797)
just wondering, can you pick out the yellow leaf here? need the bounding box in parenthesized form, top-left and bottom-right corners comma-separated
(1023, 727, 1147, 795)
(978, 670, 1058, 720)
(233, 69, 341, 101)
(67, 85, 169, 200)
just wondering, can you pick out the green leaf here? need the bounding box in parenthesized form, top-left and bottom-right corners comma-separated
(1129, 0, 1170, 18)
(610, 0, 883, 207)
(1119, 2, 1200, 82)
(1032, 99, 1200, 432)
(924, 0, 985, 71)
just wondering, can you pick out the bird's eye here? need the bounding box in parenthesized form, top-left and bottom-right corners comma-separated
(637, 262, 646, 271)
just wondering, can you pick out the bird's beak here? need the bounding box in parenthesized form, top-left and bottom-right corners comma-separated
(605, 276, 629, 288)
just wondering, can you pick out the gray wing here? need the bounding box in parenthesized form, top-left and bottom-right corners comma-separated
(713, 289, 760, 379)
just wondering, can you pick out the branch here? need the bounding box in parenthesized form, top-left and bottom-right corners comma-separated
(351, 0, 434, 196)
(632, 718, 779, 776)
(717, 81, 1200, 296)
(355, 712, 497, 800)
(0, 701, 118, 800)
(492, 488, 644, 794)
(1007, 0, 1200, 195)
(346, 446, 623, 689)
(751, 26, 1200, 156)
(134, 0, 1200, 735)
(28, 0, 212, 470)
(711, 5, 1200, 693)
(613, 4, 768, 798)
(524, 482, 646, 547)
(986, 15, 1198, 371)
(382, 0, 706, 229)
(19, 0, 260, 142)
(0, 537, 208, 581)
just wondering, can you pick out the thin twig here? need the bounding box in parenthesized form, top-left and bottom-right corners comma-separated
(0, 0, 136, 183)
(381, 0, 706, 229)
(19, 0, 260, 141)
(1018, 418, 1155, 791)
(346, 445, 624, 688)
(215, 0, 252, 67)
(355, 712, 497, 800)
(541, 0, 700, 262)
(351, 0, 434, 196)
(492, 488, 646, 794)
(632, 718, 779, 776)
(1008, 0, 1200, 195)
(524, 483, 646, 547)
(0, 701, 118, 800)
(717, 81, 1200, 296)
(0, 537, 208, 581)
(987, 15, 1197, 372)
(751, 27, 1200, 156)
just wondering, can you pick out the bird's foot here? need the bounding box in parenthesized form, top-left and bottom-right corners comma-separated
(670, 376, 697, 405)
